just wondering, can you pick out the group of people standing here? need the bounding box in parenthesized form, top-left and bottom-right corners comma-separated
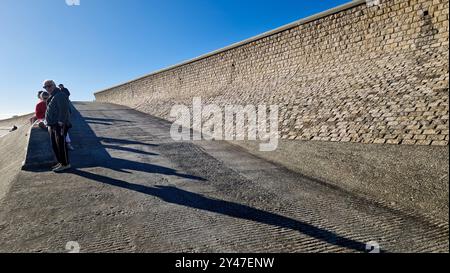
(30, 80, 73, 173)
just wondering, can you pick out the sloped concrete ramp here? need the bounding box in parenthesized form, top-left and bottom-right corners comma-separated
(0, 118, 31, 201)
(0, 102, 447, 253)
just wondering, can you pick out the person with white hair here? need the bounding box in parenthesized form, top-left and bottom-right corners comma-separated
(43, 80, 72, 172)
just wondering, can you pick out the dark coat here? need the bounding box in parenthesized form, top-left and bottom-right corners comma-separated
(61, 87, 71, 97)
(45, 89, 71, 127)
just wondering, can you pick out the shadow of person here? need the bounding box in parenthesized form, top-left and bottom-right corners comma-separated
(107, 157, 206, 181)
(70, 168, 368, 252)
(69, 144, 205, 180)
(67, 107, 204, 180)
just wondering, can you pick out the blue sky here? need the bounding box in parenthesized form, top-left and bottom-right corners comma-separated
(0, 0, 349, 119)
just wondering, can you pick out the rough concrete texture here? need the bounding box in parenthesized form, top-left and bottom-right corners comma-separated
(95, 0, 449, 146)
(0, 124, 30, 201)
(230, 140, 449, 223)
(0, 102, 447, 253)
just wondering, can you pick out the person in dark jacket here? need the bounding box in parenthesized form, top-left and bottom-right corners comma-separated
(58, 84, 75, 151)
(44, 80, 71, 172)
(58, 84, 71, 98)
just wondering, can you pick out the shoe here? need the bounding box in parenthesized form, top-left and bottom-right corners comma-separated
(51, 163, 62, 170)
(67, 144, 75, 151)
(53, 164, 71, 173)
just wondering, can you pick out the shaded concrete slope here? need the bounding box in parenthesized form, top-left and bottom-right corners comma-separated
(21, 126, 57, 171)
(0, 124, 30, 201)
(0, 102, 447, 253)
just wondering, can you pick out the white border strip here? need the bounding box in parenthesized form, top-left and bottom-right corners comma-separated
(94, 0, 366, 95)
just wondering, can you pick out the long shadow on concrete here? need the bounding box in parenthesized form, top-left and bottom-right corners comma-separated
(68, 106, 369, 252)
(83, 117, 132, 123)
(85, 121, 113, 126)
(68, 108, 204, 180)
(98, 137, 158, 147)
(101, 144, 159, 156)
(73, 168, 369, 252)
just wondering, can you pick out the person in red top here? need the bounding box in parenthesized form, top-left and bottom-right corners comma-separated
(35, 97, 46, 120)
(30, 91, 49, 124)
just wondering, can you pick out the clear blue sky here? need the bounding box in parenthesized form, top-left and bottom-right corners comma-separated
(0, 0, 349, 119)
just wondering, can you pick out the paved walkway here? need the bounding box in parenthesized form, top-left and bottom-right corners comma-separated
(0, 102, 447, 252)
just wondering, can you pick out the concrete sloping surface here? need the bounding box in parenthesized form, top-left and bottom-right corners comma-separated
(0, 114, 33, 141)
(0, 114, 33, 132)
(231, 140, 449, 223)
(0, 124, 30, 201)
(0, 102, 447, 253)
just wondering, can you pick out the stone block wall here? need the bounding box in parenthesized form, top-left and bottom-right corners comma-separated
(95, 0, 449, 146)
